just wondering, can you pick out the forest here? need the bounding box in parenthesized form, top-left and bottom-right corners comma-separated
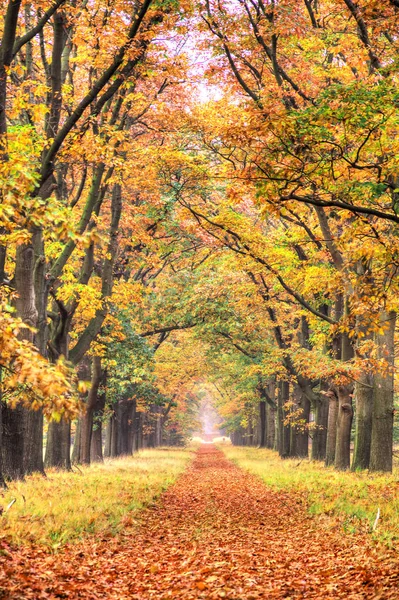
(1, 0, 399, 597)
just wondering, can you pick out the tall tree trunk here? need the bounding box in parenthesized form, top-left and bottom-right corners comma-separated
(1, 405, 25, 480)
(0, 398, 6, 487)
(0, 0, 23, 148)
(104, 411, 119, 458)
(116, 397, 130, 455)
(71, 419, 82, 464)
(90, 369, 107, 462)
(247, 418, 254, 447)
(132, 410, 141, 452)
(351, 306, 374, 470)
(23, 8, 67, 476)
(23, 410, 44, 475)
(370, 310, 396, 472)
(126, 400, 136, 455)
(311, 395, 328, 460)
(90, 426, 103, 462)
(23, 228, 49, 476)
(334, 385, 353, 470)
(137, 411, 144, 450)
(325, 391, 338, 466)
(291, 386, 310, 458)
(276, 382, 284, 455)
(155, 406, 163, 448)
(259, 401, 266, 448)
(352, 371, 373, 470)
(278, 381, 290, 457)
(45, 419, 71, 469)
(325, 296, 345, 467)
(104, 416, 113, 458)
(45, 302, 72, 469)
(266, 380, 276, 449)
(266, 402, 276, 449)
(81, 357, 102, 464)
(2, 243, 38, 479)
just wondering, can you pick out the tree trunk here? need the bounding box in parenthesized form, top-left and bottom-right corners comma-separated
(71, 419, 82, 464)
(45, 419, 71, 470)
(137, 412, 144, 450)
(289, 386, 309, 458)
(155, 406, 163, 447)
(312, 395, 328, 460)
(24, 228, 49, 476)
(266, 402, 276, 449)
(90, 426, 103, 462)
(90, 369, 107, 462)
(277, 381, 290, 458)
(1, 405, 25, 480)
(2, 243, 38, 479)
(352, 372, 373, 470)
(334, 385, 353, 470)
(276, 382, 284, 455)
(0, 399, 6, 487)
(116, 397, 130, 455)
(81, 357, 102, 464)
(23, 409, 44, 475)
(370, 310, 396, 472)
(104, 416, 112, 458)
(105, 411, 118, 457)
(126, 400, 136, 454)
(325, 392, 338, 466)
(247, 418, 254, 447)
(259, 401, 266, 447)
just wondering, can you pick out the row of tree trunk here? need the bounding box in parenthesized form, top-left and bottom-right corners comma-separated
(0, 356, 175, 484)
(230, 337, 397, 473)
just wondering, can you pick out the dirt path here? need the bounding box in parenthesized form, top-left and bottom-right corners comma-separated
(1, 445, 399, 599)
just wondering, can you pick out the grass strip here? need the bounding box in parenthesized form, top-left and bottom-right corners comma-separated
(0, 447, 195, 549)
(219, 444, 399, 546)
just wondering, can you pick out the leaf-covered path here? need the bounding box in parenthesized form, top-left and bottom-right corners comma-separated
(1, 445, 399, 599)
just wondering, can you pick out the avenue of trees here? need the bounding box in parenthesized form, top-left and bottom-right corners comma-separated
(1, 0, 399, 484)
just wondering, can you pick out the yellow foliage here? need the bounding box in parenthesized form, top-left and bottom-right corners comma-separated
(0, 291, 81, 419)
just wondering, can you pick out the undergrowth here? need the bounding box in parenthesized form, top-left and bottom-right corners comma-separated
(0, 447, 194, 549)
(219, 445, 399, 547)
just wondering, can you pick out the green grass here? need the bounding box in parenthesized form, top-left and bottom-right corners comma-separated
(0, 447, 194, 549)
(219, 445, 399, 546)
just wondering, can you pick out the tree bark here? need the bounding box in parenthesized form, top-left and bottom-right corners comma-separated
(45, 419, 71, 469)
(2, 243, 38, 479)
(277, 381, 290, 457)
(80, 357, 102, 464)
(334, 385, 353, 470)
(276, 382, 284, 455)
(90, 369, 107, 462)
(0, 0, 23, 145)
(311, 396, 328, 460)
(1, 404, 25, 480)
(104, 412, 118, 458)
(352, 371, 373, 470)
(266, 402, 276, 449)
(71, 419, 82, 464)
(0, 398, 6, 487)
(90, 425, 103, 462)
(290, 387, 310, 458)
(325, 391, 338, 466)
(259, 400, 267, 447)
(370, 310, 396, 472)
(23, 410, 44, 475)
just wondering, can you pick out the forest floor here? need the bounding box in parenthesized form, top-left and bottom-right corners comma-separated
(1, 444, 399, 599)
